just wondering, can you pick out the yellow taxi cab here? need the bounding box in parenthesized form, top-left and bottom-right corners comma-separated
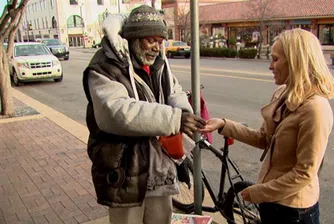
(164, 40, 191, 58)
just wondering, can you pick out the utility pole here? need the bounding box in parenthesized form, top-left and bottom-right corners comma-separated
(80, 2, 85, 47)
(24, 8, 30, 42)
(190, 0, 202, 215)
(117, 0, 121, 13)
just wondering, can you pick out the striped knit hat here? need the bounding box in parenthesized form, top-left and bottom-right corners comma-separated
(122, 5, 167, 40)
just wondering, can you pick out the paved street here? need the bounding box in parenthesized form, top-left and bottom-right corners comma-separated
(12, 48, 334, 223)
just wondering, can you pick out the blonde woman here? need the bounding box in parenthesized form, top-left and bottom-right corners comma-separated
(200, 28, 334, 224)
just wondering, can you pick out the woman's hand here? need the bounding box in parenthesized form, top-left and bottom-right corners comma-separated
(241, 187, 253, 202)
(199, 118, 225, 133)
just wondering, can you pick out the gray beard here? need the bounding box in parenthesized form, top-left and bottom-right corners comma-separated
(130, 39, 158, 66)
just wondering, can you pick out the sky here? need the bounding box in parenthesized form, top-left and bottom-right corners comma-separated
(0, 0, 7, 16)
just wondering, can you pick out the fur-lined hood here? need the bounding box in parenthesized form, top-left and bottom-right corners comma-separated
(100, 13, 173, 103)
(99, 14, 130, 65)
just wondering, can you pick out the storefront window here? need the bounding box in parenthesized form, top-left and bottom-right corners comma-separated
(301, 24, 311, 30)
(212, 27, 226, 37)
(291, 24, 311, 31)
(318, 24, 334, 45)
(229, 27, 258, 47)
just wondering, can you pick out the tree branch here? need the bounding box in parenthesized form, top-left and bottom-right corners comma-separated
(0, 5, 9, 25)
(0, 0, 29, 41)
(7, 8, 26, 57)
(0, 0, 19, 35)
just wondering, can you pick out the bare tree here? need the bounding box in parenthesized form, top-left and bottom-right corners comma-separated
(0, 0, 29, 116)
(151, 0, 156, 9)
(95, 22, 103, 40)
(248, 0, 275, 58)
(163, 0, 191, 42)
(176, 1, 191, 43)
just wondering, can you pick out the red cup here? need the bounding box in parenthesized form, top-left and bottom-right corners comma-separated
(159, 133, 184, 159)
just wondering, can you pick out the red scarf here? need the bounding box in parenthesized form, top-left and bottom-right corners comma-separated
(141, 65, 151, 76)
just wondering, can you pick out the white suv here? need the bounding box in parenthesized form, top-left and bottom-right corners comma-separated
(9, 42, 63, 86)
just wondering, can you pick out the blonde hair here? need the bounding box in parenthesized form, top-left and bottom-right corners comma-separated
(275, 28, 334, 105)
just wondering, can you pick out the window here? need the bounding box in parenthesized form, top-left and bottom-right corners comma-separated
(97, 0, 104, 5)
(67, 15, 83, 28)
(14, 44, 51, 57)
(50, 0, 55, 8)
(70, 0, 78, 5)
(37, 19, 40, 29)
(167, 28, 173, 39)
(42, 39, 61, 46)
(52, 16, 58, 28)
(318, 24, 334, 45)
(110, 0, 116, 5)
(212, 27, 225, 38)
(45, 17, 48, 29)
(42, 18, 44, 28)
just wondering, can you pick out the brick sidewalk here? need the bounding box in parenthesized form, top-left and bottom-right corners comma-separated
(0, 89, 228, 224)
(0, 117, 108, 224)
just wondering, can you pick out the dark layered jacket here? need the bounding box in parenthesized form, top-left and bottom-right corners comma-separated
(82, 15, 192, 208)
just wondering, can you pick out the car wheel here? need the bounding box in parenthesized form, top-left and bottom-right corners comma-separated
(64, 57, 69, 60)
(167, 51, 173, 58)
(185, 54, 190, 59)
(54, 73, 63, 82)
(12, 70, 23, 86)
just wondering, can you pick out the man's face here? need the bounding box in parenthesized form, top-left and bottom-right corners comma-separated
(131, 36, 164, 66)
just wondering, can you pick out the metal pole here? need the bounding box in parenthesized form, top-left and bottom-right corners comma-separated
(117, 0, 121, 13)
(25, 12, 29, 42)
(190, 0, 202, 215)
(80, 3, 85, 47)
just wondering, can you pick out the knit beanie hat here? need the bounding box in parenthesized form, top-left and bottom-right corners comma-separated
(122, 5, 168, 40)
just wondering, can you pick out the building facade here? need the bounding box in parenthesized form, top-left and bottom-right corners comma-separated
(162, 0, 242, 41)
(197, 0, 334, 49)
(21, 0, 162, 47)
(161, 0, 334, 50)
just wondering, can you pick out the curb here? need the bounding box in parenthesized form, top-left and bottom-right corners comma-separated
(11, 88, 89, 144)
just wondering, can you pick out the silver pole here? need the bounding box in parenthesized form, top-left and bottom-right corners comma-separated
(117, 0, 121, 13)
(190, 0, 202, 215)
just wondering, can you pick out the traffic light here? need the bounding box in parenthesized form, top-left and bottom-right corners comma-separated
(28, 24, 32, 30)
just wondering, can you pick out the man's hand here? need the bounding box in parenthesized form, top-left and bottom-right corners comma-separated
(180, 112, 206, 137)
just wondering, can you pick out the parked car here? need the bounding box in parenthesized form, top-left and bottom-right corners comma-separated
(165, 40, 191, 58)
(38, 38, 69, 60)
(9, 42, 63, 86)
